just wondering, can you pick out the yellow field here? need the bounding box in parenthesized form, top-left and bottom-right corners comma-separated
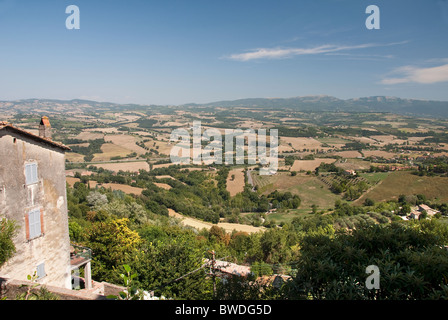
(280, 137, 322, 151)
(104, 134, 147, 155)
(144, 138, 172, 156)
(92, 161, 150, 173)
(66, 177, 81, 186)
(88, 181, 144, 195)
(363, 150, 397, 159)
(92, 143, 133, 161)
(154, 182, 172, 190)
(66, 152, 85, 162)
(168, 209, 263, 234)
(290, 158, 336, 171)
(328, 150, 363, 158)
(226, 168, 245, 196)
(74, 131, 104, 141)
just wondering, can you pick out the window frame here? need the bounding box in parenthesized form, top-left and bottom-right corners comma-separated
(27, 208, 43, 240)
(25, 162, 39, 185)
(36, 262, 46, 280)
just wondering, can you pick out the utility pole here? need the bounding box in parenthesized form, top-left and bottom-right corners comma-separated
(209, 250, 217, 299)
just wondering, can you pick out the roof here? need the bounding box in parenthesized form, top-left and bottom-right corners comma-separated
(0, 121, 71, 151)
(206, 259, 252, 277)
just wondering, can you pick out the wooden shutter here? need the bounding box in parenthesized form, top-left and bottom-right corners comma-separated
(36, 262, 46, 279)
(25, 164, 32, 185)
(40, 208, 44, 234)
(25, 163, 38, 185)
(27, 209, 42, 239)
(31, 164, 38, 184)
(25, 213, 30, 240)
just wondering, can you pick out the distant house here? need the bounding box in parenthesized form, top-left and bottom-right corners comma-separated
(207, 259, 253, 278)
(0, 118, 77, 289)
(344, 169, 356, 176)
(409, 204, 440, 220)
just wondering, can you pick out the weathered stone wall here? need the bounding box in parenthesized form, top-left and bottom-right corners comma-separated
(0, 277, 108, 300)
(0, 131, 72, 289)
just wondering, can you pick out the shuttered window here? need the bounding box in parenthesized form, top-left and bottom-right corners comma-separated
(25, 163, 38, 185)
(36, 262, 46, 280)
(28, 209, 42, 239)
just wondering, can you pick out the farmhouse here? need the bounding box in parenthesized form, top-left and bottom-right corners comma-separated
(344, 169, 357, 176)
(0, 118, 92, 290)
(409, 204, 440, 220)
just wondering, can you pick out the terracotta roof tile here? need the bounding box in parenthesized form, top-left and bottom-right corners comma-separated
(0, 121, 70, 151)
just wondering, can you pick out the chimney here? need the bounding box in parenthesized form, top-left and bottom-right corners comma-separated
(39, 116, 52, 140)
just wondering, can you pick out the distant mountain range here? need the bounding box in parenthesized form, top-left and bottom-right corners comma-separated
(1, 96, 448, 118)
(187, 95, 448, 118)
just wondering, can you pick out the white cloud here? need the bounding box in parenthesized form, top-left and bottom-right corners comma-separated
(381, 63, 448, 85)
(225, 41, 407, 61)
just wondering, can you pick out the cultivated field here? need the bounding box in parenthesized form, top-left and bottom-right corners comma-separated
(168, 209, 263, 234)
(104, 134, 147, 155)
(290, 158, 336, 171)
(226, 168, 245, 196)
(89, 181, 144, 195)
(280, 137, 323, 151)
(362, 150, 397, 159)
(91, 161, 150, 173)
(357, 171, 448, 203)
(153, 182, 172, 190)
(92, 143, 134, 161)
(328, 150, 363, 158)
(252, 171, 340, 211)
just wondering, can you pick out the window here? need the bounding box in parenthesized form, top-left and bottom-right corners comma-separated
(27, 209, 42, 240)
(25, 163, 38, 185)
(36, 262, 46, 280)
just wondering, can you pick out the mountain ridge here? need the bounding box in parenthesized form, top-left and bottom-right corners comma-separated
(1, 95, 448, 118)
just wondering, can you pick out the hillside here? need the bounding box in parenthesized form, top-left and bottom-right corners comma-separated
(2, 95, 448, 118)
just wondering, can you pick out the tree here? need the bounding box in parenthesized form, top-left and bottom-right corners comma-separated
(287, 220, 448, 300)
(86, 191, 108, 207)
(134, 235, 212, 299)
(84, 218, 142, 283)
(363, 198, 375, 206)
(0, 219, 17, 268)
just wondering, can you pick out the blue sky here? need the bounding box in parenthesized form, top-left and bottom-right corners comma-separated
(0, 0, 447, 105)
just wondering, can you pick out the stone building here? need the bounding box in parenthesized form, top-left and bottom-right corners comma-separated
(0, 118, 73, 289)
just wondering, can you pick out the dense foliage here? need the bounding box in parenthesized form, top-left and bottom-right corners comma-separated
(65, 166, 448, 300)
(0, 219, 17, 268)
(287, 221, 448, 300)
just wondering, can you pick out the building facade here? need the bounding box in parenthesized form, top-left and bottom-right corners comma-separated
(0, 119, 72, 289)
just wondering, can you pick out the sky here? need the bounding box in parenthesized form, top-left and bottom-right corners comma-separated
(0, 0, 447, 105)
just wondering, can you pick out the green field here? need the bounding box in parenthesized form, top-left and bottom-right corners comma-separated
(358, 171, 448, 203)
(252, 172, 342, 211)
(317, 137, 351, 145)
(358, 172, 389, 184)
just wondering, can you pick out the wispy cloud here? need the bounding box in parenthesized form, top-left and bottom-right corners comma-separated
(225, 41, 407, 62)
(381, 62, 448, 85)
